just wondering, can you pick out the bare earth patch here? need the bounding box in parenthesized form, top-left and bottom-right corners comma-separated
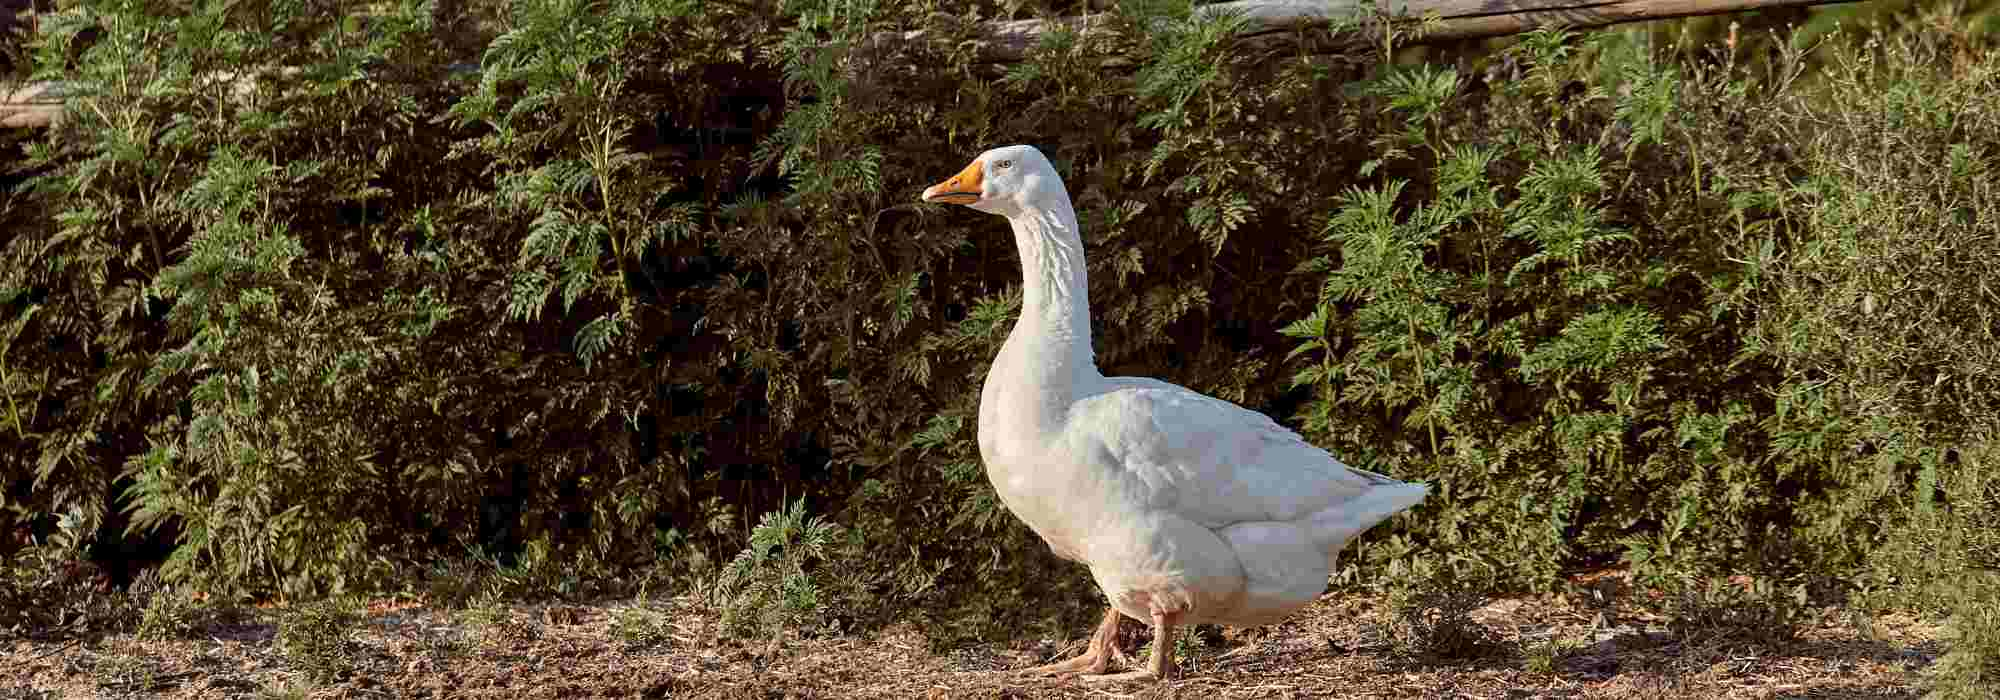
(3, 593, 1941, 699)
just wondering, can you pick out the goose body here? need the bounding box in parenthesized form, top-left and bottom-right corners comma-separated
(922, 145, 1428, 681)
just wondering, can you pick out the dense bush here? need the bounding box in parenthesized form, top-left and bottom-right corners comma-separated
(2, 2, 1998, 690)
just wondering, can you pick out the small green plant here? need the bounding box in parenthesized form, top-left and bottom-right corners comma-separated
(457, 593, 509, 630)
(456, 591, 537, 647)
(129, 568, 221, 641)
(1661, 576, 1808, 647)
(134, 589, 209, 641)
(609, 605, 672, 649)
(256, 684, 310, 700)
(91, 652, 162, 693)
(419, 628, 473, 664)
(1385, 568, 1505, 661)
(1522, 640, 1558, 674)
(1522, 634, 1586, 674)
(276, 598, 363, 683)
(1134, 626, 1207, 675)
(713, 498, 846, 638)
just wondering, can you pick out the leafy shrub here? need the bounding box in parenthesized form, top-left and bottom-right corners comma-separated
(0, 0, 1996, 674)
(0, 541, 130, 638)
(1735, 16, 2000, 695)
(9, 0, 484, 598)
(1931, 581, 2000, 700)
(1284, 26, 1808, 590)
(1870, 439, 2000, 697)
(1282, 2, 1999, 604)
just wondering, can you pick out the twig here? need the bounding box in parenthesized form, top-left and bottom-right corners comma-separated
(23, 636, 82, 663)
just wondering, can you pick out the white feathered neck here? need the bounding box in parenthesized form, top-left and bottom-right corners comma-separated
(994, 185, 1104, 427)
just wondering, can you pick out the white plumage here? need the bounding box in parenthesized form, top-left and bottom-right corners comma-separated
(922, 145, 1428, 681)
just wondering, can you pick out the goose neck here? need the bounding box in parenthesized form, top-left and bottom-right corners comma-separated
(1006, 201, 1098, 386)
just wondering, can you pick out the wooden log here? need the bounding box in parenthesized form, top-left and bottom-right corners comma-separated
(2, 0, 1860, 130)
(1, 80, 68, 129)
(869, 0, 1859, 63)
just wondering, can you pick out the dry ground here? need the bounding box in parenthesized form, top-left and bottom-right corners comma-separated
(2, 592, 1944, 699)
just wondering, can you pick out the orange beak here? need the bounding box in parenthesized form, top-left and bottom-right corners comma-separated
(921, 158, 984, 205)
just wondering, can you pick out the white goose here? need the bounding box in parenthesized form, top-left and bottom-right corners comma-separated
(920, 145, 1429, 682)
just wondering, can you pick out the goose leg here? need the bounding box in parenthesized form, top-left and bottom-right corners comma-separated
(1083, 609, 1180, 683)
(1021, 607, 1124, 676)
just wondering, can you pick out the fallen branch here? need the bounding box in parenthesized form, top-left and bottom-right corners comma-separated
(1353, 0, 1858, 43)
(1, 80, 66, 129)
(869, 0, 1858, 63)
(2, 65, 453, 130)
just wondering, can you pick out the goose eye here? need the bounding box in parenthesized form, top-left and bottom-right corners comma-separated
(997, 159, 1012, 169)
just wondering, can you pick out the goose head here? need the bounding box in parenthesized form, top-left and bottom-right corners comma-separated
(920, 144, 1063, 218)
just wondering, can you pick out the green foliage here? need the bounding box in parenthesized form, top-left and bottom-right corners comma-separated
(454, 591, 519, 645)
(1730, 19, 2000, 695)
(132, 569, 218, 641)
(91, 653, 166, 695)
(1932, 582, 2000, 699)
(608, 604, 672, 649)
(1278, 9, 2000, 623)
(256, 683, 312, 700)
(1662, 575, 1809, 646)
(1382, 562, 1506, 660)
(1285, 11, 1999, 687)
(1869, 439, 2000, 697)
(6, 0, 479, 599)
(1521, 634, 1585, 674)
(276, 597, 363, 683)
(712, 497, 845, 637)
(0, 542, 132, 638)
(0, 0, 1994, 680)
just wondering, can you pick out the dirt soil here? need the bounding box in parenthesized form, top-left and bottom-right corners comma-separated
(2, 592, 1944, 699)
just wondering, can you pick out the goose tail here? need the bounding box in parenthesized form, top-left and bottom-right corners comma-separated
(1307, 473, 1429, 557)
